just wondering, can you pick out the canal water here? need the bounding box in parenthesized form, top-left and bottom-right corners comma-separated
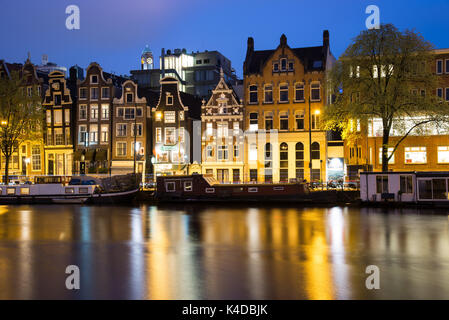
(0, 204, 448, 299)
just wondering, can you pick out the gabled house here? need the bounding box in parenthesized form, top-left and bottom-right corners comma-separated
(201, 69, 244, 183)
(152, 77, 202, 176)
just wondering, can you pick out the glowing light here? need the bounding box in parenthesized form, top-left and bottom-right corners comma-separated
(314, 110, 321, 115)
(156, 112, 162, 121)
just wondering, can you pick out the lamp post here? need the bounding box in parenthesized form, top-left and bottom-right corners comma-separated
(308, 97, 312, 183)
(24, 157, 30, 180)
(133, 113, 137, 173)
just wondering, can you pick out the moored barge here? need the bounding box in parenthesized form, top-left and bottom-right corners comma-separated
(155, 173, 310, 202)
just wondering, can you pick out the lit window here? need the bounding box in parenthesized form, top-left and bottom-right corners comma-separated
(101, 125, 108, 143)
(217, 145, 228, 160)
(165, 127, 176, 145)
(217, 123, 228, 137)
(117, 142, 127, 156)
(249, 143, 257, 161)
(156, 128, 162, 143)
(249, 113, 258, 131)
(101, 104, 109, 119)
(90, 126, 98, 144)
(405, 147, 427, 164)
(378, 147, 395, 164)
(206, 145, 213, 158)
(233, 122, 240, 136)
(438, 146, 449, 163)
(90, 105, 98, 120)
(206, 122, 213, 137)
(164, 111, 175, 123)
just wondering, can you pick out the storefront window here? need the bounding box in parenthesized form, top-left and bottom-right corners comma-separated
(438, 146, 449, 163)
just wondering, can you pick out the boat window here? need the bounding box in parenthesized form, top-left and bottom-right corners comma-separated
(418, 179, 432, 200)
(273, 187, 284, 191)
(79, 187, 89, 194)
(248, 187, 258, 193)
(376, 176, 388, 194)
(205, 188, 215, 193)
(233, 187, 244, 192)
(69, 179, 81, 185)
(65, 187, 75, 194)
(7, 188, 16, 195)
(20, 188, 30, 195)
(400, 176, 413, 194)
(166, 182, 176, 192)
(184, 181, 192, 192)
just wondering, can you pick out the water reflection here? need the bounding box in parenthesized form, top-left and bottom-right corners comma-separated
(0, 204, 448, 299)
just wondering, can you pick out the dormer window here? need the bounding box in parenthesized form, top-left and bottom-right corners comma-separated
(166, 93, 173, 105)
(91, 75, 98, 84)
(280, 58, 287, 71)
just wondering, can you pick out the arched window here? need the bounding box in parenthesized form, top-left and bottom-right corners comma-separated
(311, 142, 320, 159)
(264, 143, 273, 183)
(280, 143, 289, 183)
(295, 143, 304, 180)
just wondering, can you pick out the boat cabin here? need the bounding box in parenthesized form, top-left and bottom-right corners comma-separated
(156, 173, 309, 201)
(360, 171, 449, 203)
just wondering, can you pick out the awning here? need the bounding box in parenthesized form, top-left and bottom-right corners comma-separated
(73, 150, 83, 161)
(85, 150, 95, 161)
(94, 149, 108, 161)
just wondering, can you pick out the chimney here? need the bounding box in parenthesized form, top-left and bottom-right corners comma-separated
(280, 34, 287, 47)
(161, 48, 165, 77)
(42, 54, 48, 66)
(323, 30, 329, 49)
(246, 37, 254, 57)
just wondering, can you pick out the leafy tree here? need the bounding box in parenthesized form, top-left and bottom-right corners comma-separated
(0, 71, 42, 183)
(324, 24, 449, 171)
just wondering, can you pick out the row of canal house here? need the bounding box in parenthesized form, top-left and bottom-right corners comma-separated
(1, 30, 343, 184)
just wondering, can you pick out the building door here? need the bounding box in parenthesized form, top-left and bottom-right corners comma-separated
(21, 156, 27, 176)
(217, 169, 229, 183)
(232, 169, 240, 183)
(48, 160, 54, 175)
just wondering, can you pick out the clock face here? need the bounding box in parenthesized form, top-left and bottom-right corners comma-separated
(146, 57, 153, 65)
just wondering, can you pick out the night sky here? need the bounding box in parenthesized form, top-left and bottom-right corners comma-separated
(1, 0, 448, 78)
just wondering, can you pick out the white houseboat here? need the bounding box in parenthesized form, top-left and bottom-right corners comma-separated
(360, 171, 449, 204)
(0, 175, 140, 204)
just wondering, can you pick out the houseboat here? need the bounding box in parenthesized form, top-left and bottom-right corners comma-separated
(0, 174, 140, 205)
(360, 171, 449, 204)
(155, 173, 310, 202)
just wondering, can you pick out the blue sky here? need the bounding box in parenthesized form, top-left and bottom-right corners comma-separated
(1, 0, 448, 78)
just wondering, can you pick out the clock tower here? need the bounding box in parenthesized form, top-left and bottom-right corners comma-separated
(141, 45, 154, 70)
